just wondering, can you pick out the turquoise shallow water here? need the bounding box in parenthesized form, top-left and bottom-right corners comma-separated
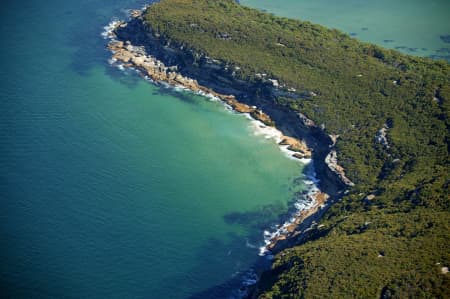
(241, 0, 450, 60)
(1, 0, 449, 298)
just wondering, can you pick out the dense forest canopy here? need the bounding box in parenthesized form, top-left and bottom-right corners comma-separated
(143, 0, 450, 297)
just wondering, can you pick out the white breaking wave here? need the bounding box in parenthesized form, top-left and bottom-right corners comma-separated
(246, 114, 312, 164)
(101, 19, 121, 40)
(258, 174, 320, 256)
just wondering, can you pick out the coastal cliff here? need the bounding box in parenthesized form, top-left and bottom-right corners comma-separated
(106, 1, 450, 298)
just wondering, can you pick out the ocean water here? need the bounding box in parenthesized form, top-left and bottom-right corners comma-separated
(1, 1, 448, 299)
(0, 1, 305, 298)
(241, 0, 450, 60)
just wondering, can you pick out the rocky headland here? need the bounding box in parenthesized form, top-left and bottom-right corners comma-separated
(105, 7, 352, 254)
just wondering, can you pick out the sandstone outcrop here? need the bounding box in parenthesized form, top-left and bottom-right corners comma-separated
(266, 191, 330, 251)
(279, 136, 312, 158)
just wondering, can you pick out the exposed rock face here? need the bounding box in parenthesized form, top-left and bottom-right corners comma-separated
(250, 110, 274, 127)
(365, 194, 376, 201)
(130, 9, 142, 18)
(329, 134, 339, 147)
(298, 113, 316, 128)
(266, 191, 329, 251)
(375, 124, 389, 148)
(279, 136, 312, 158)
(325, 150, 355, 186)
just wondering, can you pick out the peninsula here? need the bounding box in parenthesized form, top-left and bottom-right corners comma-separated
(107, 0, 450, 297)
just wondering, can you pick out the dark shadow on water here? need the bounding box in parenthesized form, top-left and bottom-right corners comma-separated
(153, 85, 203, 105)
(184, 168, 313, 298)
(223, 170, 312, 233)
(224, 201, 287, 231)
(222, 192, 308, 234)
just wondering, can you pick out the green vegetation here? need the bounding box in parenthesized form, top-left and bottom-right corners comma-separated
(142, 0, 450, 297)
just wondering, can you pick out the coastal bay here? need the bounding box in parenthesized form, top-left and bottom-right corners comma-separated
(1, 0, 449, 298)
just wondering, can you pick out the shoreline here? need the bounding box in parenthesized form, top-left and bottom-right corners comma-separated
(102, 6, 351, 295)
(103, 15, 330, 252)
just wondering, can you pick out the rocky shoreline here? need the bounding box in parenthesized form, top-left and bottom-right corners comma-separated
(107, 38, 314, 162)
(104, 7, 352, 257)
